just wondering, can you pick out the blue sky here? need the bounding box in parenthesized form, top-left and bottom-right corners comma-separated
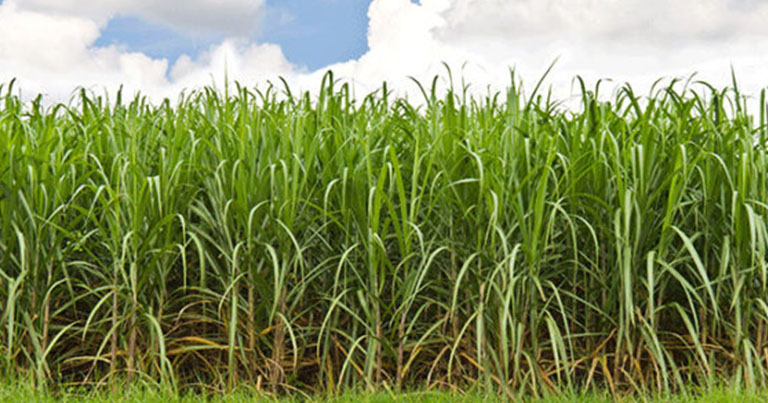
(94, 0, 374, 71)
(260, 0, 372, 70)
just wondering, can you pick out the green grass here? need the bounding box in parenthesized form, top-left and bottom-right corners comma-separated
(2, 70, 768, 398)
(2, 382, 768, 402)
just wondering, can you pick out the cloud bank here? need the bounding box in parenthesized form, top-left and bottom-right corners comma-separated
(15, 0, 265, 36)
(1, 0, 767, 103)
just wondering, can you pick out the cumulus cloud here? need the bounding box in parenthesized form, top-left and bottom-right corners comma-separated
(0, 1, 170, 98)
(307, 0, 768, 102)
(1, 0, 767, 105)
(437, 0, 768, 42)
(0, 0, 288, 100)
(425, 0, 768, 97)
(15, 0, 265, 37)
(170, 40, 297, 88)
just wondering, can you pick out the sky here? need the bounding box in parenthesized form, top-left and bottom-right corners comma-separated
(1, 0, 768, 103)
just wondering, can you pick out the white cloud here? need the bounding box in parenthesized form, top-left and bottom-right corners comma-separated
(424, 0, 768, 98)
(0, 0, 283, 100)
(436, 0, 768, 43)
(15, 0, 264, 36)
(169, 40, 296, 89)
(0, 1, 170, 99)
(298, 0, 768, 104)
(0, 3, 100, 69)
(1, 0, 767, 106)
